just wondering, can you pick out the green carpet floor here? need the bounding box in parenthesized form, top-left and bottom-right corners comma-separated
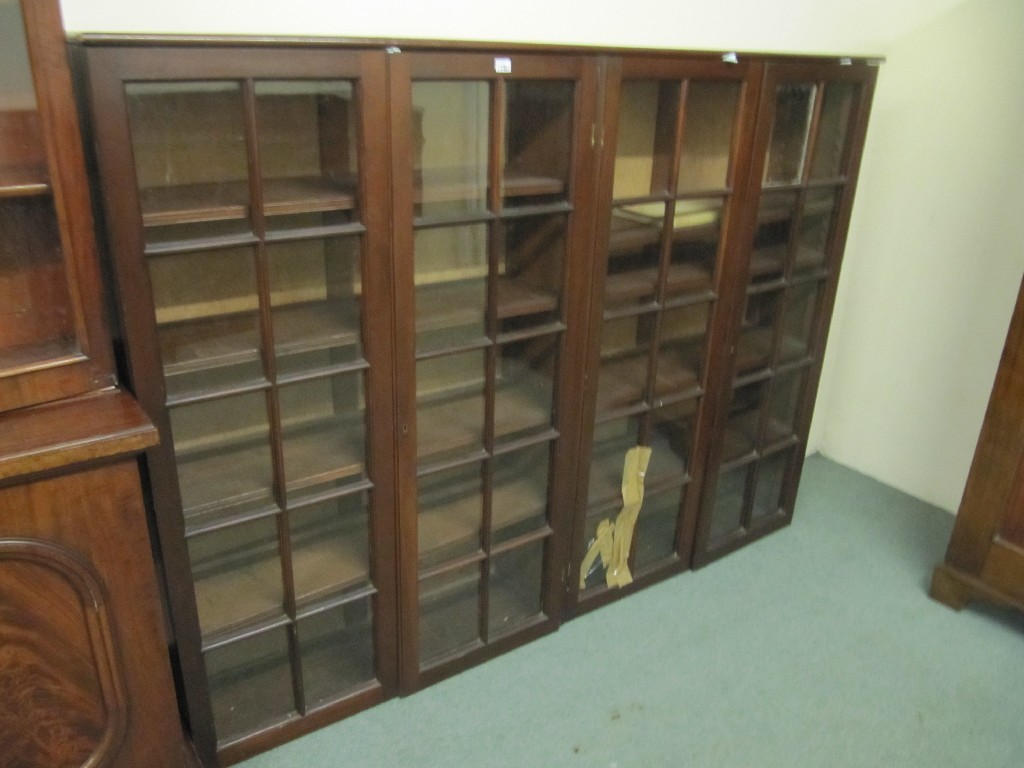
(238, 455, 1024, 768)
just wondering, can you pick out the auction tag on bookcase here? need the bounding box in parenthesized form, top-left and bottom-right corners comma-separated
(494, 57, 512, 74)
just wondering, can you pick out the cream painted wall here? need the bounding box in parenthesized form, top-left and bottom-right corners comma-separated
(57, 0, 1018, 512)
(812, 0, 1024, 512)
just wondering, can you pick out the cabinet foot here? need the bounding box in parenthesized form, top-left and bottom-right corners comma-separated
(929, 565, 971, 610)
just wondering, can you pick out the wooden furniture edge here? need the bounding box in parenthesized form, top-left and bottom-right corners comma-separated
(930, 561, 1024, 614)
(0, 389, 158, 482)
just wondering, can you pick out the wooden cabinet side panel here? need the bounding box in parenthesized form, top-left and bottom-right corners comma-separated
(946, 275, 1024, 572)
(0, 461, 186, 768)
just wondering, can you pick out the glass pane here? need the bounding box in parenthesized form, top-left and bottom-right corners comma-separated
(416, 349, 485, 464)
(613, 80, 678, 198)
(0, 199, 77, 368)
(170, 391, 275, 521)
(289, 492, 370, 606)
(605, 202, 664, 308)
(811, 83, 859, 179)
(647, 398, 698, 485)
(298, 599, 376, 708)
(499, 214, 565, 330)
(205, 629, 295, 741)
(278, 372, 366, 502)
(668, 198, 721, 299)
(188, 516, 283, 637)
(595, 313, 651, 414)
(633, 486, 682, 570)
(150, 246, 263, 399)
(413, 81, 489, 219)
(751, 449, 792, 519)
(751, 191, 797, 283)
(256, 80, 357, 232)
(418, 462, 483, 569)
(504, 80, 573, 207)
(723, 381, 767, 463)
(269, 237, 363, 376)
(764, 83, 816, 185)
(795, 187, 839, 273)
(677, 80, 740, 193)
(735, 289, 781, 375)
(709, 464, 750, 541)
(414, 224, 488, 352)
(766, 370, 806, 445)
(488, 540, 544, 637)
(419, 564, 481, 664)
(494, 333, 556, 443)
(126, 82, 250, 242)
(587, 415, 643, 509)
(491, 442, 551, 545)
(655, 302, 707, 396)
(580, 511, 610, 589)
(779, 281, 821, 362)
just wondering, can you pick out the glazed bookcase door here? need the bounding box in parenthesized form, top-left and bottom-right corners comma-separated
(389, 52, 597, 689)
(569, 56, 759, 613)
(82, 46, 397, 764)
(694, 61, 877, 565)
(0, 0, 113, 411)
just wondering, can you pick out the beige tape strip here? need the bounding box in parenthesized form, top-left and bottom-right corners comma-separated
(579, 445, 653, 590)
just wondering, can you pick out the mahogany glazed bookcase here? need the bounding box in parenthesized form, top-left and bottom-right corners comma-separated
(73, 34, 878, 766)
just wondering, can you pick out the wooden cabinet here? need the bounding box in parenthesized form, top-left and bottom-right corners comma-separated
(387, 51, 597, 690)
(0, 0, 115, 412)
(76, 38, 878, 766)
(0, 2, 193, 766)
(693, 60, 877, 565)
(931, 275, 1024, 614)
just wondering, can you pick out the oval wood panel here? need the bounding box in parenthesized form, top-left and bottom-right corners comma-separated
(0, 539, 126, 768)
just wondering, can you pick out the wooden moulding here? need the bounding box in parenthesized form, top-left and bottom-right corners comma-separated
(0, 389, 158, 483)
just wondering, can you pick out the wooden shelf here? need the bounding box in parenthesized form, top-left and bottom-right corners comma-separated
(594, 354, 698, 414)
(608, 201, 721, 254)
(734, 327, 773, 373)
(273, 301, 361, 358)
(140, 175, 357, 227)
(0, 164, 50, 197)
(418, 477, 547, 564)
(586, 427, 688, 510)
(282, 418, 366, 498)
(194, 530, 369, 640)
(414, 167, 565, 207)
(496, 276, 558, 320)
(604, 263, 711, 307)
(416, 380, 551, 462)
(177, 440, 276, 519)
(159, 312, 261, 380)
(415, 280, 485, 336)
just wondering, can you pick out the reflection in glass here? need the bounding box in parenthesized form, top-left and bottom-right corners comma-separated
(500, 214, 566, 329)
(606, 202, 664, 308)
(764, 83, 816, 185)
(667, 198, 721, 298)
(416, 349, 486, 463)
(677, 80, 740, 193)
(767, 370, 806, 442)
(205, 629, 295, 741)
(723, 381, 767, 462)
(419, 564, 481, 664)
(268, 236, 363, 376)
(632, 487, 682, 570)
(169, 391, 275, 518)
(289, 493, 370, 605)
(256, 80, 358, 231)
(126, 82, 250, 239)
(735, 290, 781, 374)
(278, 372, 367, 502)
(494, 334, 556, 443)
(710, 464, 749, 541)
(751, 191, 797, 282)
(413, 81, 489, 219)
(504, 80, 573, 206)
(612, 80, 677, 199)
(779, 281, 820, 362)
(752, 450, 791, 519)
(414, 224, 488, 352)
(811, 83, 858, 179)
(187, 516, 283, 637)
(647, 399, 698, 484)
(795, 187, 838, 272)
(488, 541, 544, 636)
(298, 600, 376, 707)
(417, 462, 484, 568)
(492, 442, 551, 544)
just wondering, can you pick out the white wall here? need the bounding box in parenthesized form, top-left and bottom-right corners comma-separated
(58, 0, 1018, 512)
(812, 0, 1024, 512)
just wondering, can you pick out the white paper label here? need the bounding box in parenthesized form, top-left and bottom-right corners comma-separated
(494, 57, 512, 74)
